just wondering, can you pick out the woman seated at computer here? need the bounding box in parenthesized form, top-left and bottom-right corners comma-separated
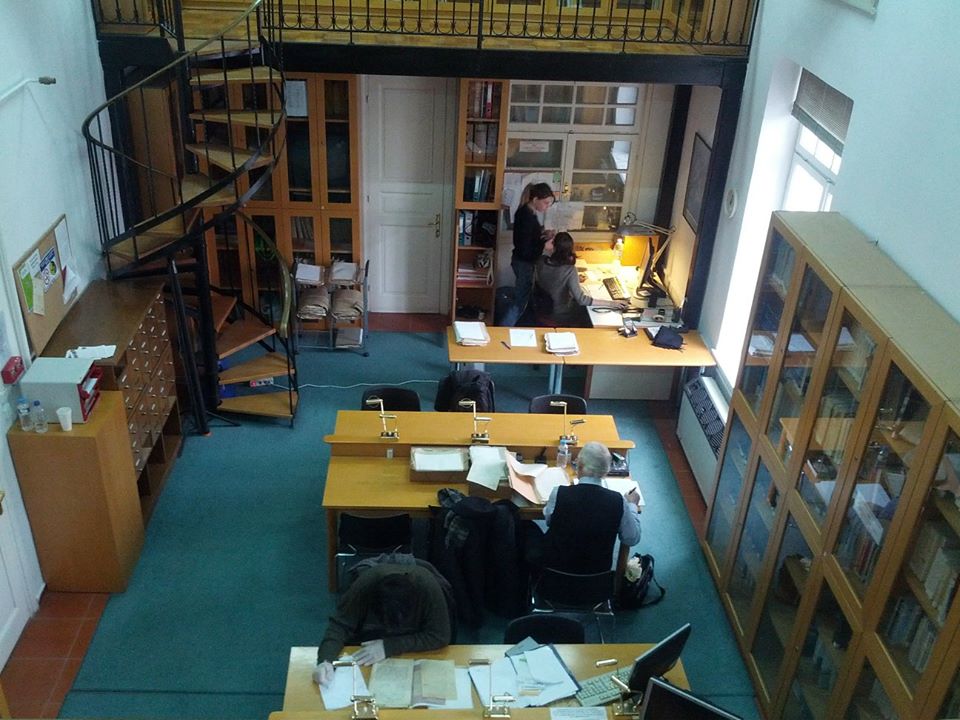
(533, 232, 625, 327)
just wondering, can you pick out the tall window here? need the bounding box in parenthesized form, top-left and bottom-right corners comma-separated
(783, 70, 853, 211)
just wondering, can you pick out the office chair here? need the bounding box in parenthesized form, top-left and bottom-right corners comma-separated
(360, 386, 421, 411)
(334, 513, 413, 590)
(528, 394, 587, 415)
(531, 568, 617, 642)
(504, 613, 587, 645)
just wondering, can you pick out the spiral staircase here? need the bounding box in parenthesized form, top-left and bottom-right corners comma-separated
(83, 0, 298, 431)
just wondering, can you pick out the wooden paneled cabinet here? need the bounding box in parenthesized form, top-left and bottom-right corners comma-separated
(451, 79, 508, 321)
(703, 212, 960, 719)
(202, 73, 362, 320)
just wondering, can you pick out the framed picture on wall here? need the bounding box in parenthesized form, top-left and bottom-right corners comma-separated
(683, 133, 710, 234)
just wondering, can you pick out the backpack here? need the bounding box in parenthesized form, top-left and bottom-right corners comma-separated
(434, 369, 496, 412)
(617, 553, 665, 609)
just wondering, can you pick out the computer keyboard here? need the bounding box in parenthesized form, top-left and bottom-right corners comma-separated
(575, 665, 633, 707)
(603, 276, 627, 301)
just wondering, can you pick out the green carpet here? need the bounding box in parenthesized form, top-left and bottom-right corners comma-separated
(61, 331, 758, 719)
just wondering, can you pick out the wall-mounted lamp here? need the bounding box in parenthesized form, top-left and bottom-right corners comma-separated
(365, 396, 398, 440)
(0, 76, 57, 106)
(458, 398, 491, 443)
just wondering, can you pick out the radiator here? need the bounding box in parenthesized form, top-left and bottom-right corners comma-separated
(676, 376, 729, 502)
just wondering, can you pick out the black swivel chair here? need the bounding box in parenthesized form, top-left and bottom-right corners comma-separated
(361, 386, 422, 411)
(334, 513, 413, 589)
(531, 567, 617, 642)
(528, 394, 587, 414)
(504, 613, 587, 645)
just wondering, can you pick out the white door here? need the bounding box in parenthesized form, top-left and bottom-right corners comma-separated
(363, 76, 456, 312)
(0, 480, 36, 665)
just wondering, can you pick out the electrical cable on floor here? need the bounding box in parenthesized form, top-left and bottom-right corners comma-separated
(263, 379, 439, 391)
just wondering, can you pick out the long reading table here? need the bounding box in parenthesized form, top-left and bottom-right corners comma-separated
(279, 644, 689, 716)
(322, 410, 636, 590)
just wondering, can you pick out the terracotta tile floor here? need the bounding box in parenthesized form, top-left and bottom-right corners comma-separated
(0, 592, 108, 718)
(0, 333, 705, 716)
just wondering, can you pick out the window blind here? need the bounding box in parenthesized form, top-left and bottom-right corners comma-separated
(791, 69, 853, 155)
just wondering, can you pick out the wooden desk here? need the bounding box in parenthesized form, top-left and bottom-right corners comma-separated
(323, 410, 636, 590)
(324, 410, 633, 456)
(280, 644, 689, 715)
(446, 326, 562, 393)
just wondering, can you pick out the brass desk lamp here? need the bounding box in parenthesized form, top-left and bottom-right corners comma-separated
(549, 400, 585, 445)
(332, 659, 379, 719)
(596, 658, 639, 718)
(469, 658, 515, 718)
(365, 396, 398, 440)
(458, 398, 491, 443)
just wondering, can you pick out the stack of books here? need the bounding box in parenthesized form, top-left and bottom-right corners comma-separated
(544, 332, 579, 356)
(453, 321, 490, 346)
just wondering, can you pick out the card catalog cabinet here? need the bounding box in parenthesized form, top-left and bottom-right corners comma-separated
(703, 211, 960, 719)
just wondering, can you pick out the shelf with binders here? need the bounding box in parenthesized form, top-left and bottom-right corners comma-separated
(704, 408, 753, 578)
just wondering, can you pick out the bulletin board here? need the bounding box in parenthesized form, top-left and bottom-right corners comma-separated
(12, 215, 80, 358)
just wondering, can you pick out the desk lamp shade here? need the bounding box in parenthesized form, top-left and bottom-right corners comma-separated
(619, 234, 654, 294)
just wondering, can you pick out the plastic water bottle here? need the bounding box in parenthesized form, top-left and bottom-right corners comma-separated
(556, 440, 570, 469)
(16, 397, 33, 432)
(31, 400, 48, 433)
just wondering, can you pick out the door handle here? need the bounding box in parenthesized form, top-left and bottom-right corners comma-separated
(431, 213, 441, 238)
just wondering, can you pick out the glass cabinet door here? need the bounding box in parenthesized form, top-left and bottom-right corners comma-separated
(248, 214, 281, 318)
(706, 411, 752, 567)
(937, 658, 960, 718)
(875, 425, 960, 696)
(323, 79, 352, 205)
(242, 81, 275, 202)
(567, 138, 631, 229)
(286, 79, 313, 203)
(751, 513, 814, 697)
(739, 230, 797, 417)
(845, 658, 897, 719)
(290, 216, 316, 267)
(325, 215, 356, 264)
(765, 266, 834, 466)
(783, 581, 853, 720)
(834, 362, 933, 599)
(728, 456, 778, 627)
(798, 310, 879, 528)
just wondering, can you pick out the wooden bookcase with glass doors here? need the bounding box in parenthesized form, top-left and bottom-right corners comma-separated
(196, 72, 362, 328)
(451, 78, 508, 322)
(703, 211, 960, 720)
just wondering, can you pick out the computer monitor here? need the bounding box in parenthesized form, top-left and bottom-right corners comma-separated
(627, 623, 692, 696)
(639, 676, 742, 719)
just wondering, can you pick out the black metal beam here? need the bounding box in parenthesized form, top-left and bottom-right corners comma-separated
(681, 61, 747, 330)
(654, 85, 691, 230)
(281, 42, 743, 87)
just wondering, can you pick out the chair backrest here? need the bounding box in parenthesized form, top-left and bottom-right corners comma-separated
(533, 568, 617, 612)
(361, 386, 421, 411)
(528, 394, 587, 414)
(434, 370, 496, 412)
(337, 513, 413, 552)
(504, 613, 586, 645)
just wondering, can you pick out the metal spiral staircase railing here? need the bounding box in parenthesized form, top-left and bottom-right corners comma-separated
(82, 0, 298, 431)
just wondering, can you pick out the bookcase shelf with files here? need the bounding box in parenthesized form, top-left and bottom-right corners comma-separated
(451, 79, 508, 322)
(701, 211, 960, 720)
(199, 72, 362, 321)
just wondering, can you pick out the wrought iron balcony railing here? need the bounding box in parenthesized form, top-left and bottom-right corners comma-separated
(261, 0, 756, 54)
(92, 0, 183, 39)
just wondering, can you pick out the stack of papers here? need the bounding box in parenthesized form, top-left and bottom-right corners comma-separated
(544, 332, 579, 356)
(453, 321, 490, 346)
(294, 262, 324, 285)
(505, 454, 569, 504)
(468, 645, 579, 708)
(466, 446, 508, 490)
(330, 260, 360, 284)
(748, 333, 775, 356)
(410, 447, 469, 472)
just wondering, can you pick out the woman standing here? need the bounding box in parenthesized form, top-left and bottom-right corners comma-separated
(501, 183, 555, 326)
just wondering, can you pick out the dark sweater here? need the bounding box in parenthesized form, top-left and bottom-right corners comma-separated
(544, 484, 625, 574)
(317, 564, 451, 663)
(512, 204, 546, 263)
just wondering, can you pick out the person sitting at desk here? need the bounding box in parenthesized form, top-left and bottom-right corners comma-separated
(527, 441, 642, 574)
(313, 562, 452, 686)
(533, 232, 625, 327)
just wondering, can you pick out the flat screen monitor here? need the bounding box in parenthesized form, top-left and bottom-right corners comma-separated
(639, 676, 742, 719)
(627, 623, 692, 696)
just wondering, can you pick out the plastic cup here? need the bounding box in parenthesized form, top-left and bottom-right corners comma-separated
(56, 407, 73, 432)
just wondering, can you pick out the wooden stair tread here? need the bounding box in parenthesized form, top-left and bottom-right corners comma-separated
(209, 293, 237, 331)
(186, 38, 256, 57)
(219, 353, 293, 384)
(216, 317, 276, 359)
(185, 144, 273, 171)
(181, 174, 238, 206)
(218, 390, 298, 418)
(188, 110, 281, 128)
(110, 232, 181, 261)
(193, 66, 275, 84)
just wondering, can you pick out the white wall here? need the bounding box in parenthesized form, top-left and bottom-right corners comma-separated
(701, 0, 960, 385)
(0, 1, 108, 631)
